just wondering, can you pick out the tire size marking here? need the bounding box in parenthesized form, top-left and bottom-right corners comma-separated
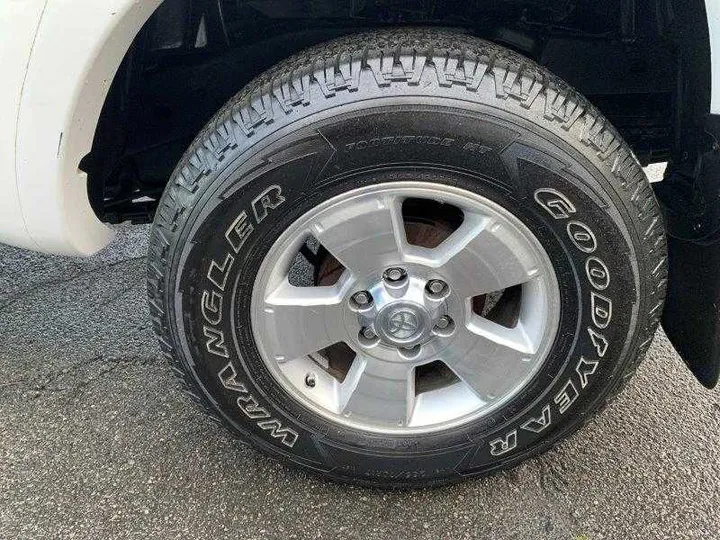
(196, 185, 296, 448)
(489, 188, 614, 457)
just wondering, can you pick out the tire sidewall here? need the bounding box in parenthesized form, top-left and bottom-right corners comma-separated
(164, 100, 641, 482)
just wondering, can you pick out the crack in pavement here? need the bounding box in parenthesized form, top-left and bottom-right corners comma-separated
(0, 256, 146, 314)
(0, 354, 162, 398)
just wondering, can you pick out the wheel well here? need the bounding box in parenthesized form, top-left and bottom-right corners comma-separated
(81, 0, 711, 224)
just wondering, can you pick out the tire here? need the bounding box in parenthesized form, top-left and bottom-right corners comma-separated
(147, 28, 667, 487)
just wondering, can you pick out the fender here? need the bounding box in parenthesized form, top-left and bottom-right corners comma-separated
(0, 0, 46, 252)
(4, 0, 161, 256)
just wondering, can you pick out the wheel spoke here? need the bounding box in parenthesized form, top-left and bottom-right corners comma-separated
(310, 194, 406, 279)
(339, 357, 416, 426)
(467, 313, 537, 354)
(261, 278, 348, 360)
(408, 212, 541, 299)
(440, 321, 537, 401)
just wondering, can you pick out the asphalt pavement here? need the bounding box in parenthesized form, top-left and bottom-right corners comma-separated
(1, 165, 719, 540)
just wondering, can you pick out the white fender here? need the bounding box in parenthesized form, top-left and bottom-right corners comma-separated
(5, 0, 161, 255)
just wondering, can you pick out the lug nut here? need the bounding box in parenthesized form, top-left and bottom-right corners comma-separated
(436, 316, 451, 330)
(305, 373, 317, 388)
(433, 315, 455, 337)
(426, 279, 448, 296)
(362, 327, 377, 340)
(358, 327, 379, 348)
(352, 291, 372, 306)
(383, 267, 407, 283)
(399, 344, 421, 359)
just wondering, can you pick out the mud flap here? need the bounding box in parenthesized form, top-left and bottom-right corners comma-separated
(657, 118, 720, 388)
(662, 233, 720, 388)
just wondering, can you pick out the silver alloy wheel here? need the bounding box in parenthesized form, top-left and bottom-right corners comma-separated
(250, 182, 560, 434)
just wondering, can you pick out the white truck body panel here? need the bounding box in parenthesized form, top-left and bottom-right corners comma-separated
(0, 0, 717, 255)
(1, 0, 160, 256)
(0, 0, 47, 252)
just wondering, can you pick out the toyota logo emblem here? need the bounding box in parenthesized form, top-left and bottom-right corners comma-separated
(387, 310, 420, 340)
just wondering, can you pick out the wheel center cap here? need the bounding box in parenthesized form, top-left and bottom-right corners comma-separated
(375, 303, 431, 347)
(388, 309, 420, 339)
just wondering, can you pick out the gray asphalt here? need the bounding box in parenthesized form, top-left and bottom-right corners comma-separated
(1, 167, 719, 540)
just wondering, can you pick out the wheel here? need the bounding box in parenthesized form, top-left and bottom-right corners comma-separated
(147, 29, 667, 487)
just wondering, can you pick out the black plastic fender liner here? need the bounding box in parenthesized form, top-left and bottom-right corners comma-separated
(657, 114, 720, 389)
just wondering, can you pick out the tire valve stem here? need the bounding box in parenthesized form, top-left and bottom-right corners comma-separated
(305, 373, 317, 388)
